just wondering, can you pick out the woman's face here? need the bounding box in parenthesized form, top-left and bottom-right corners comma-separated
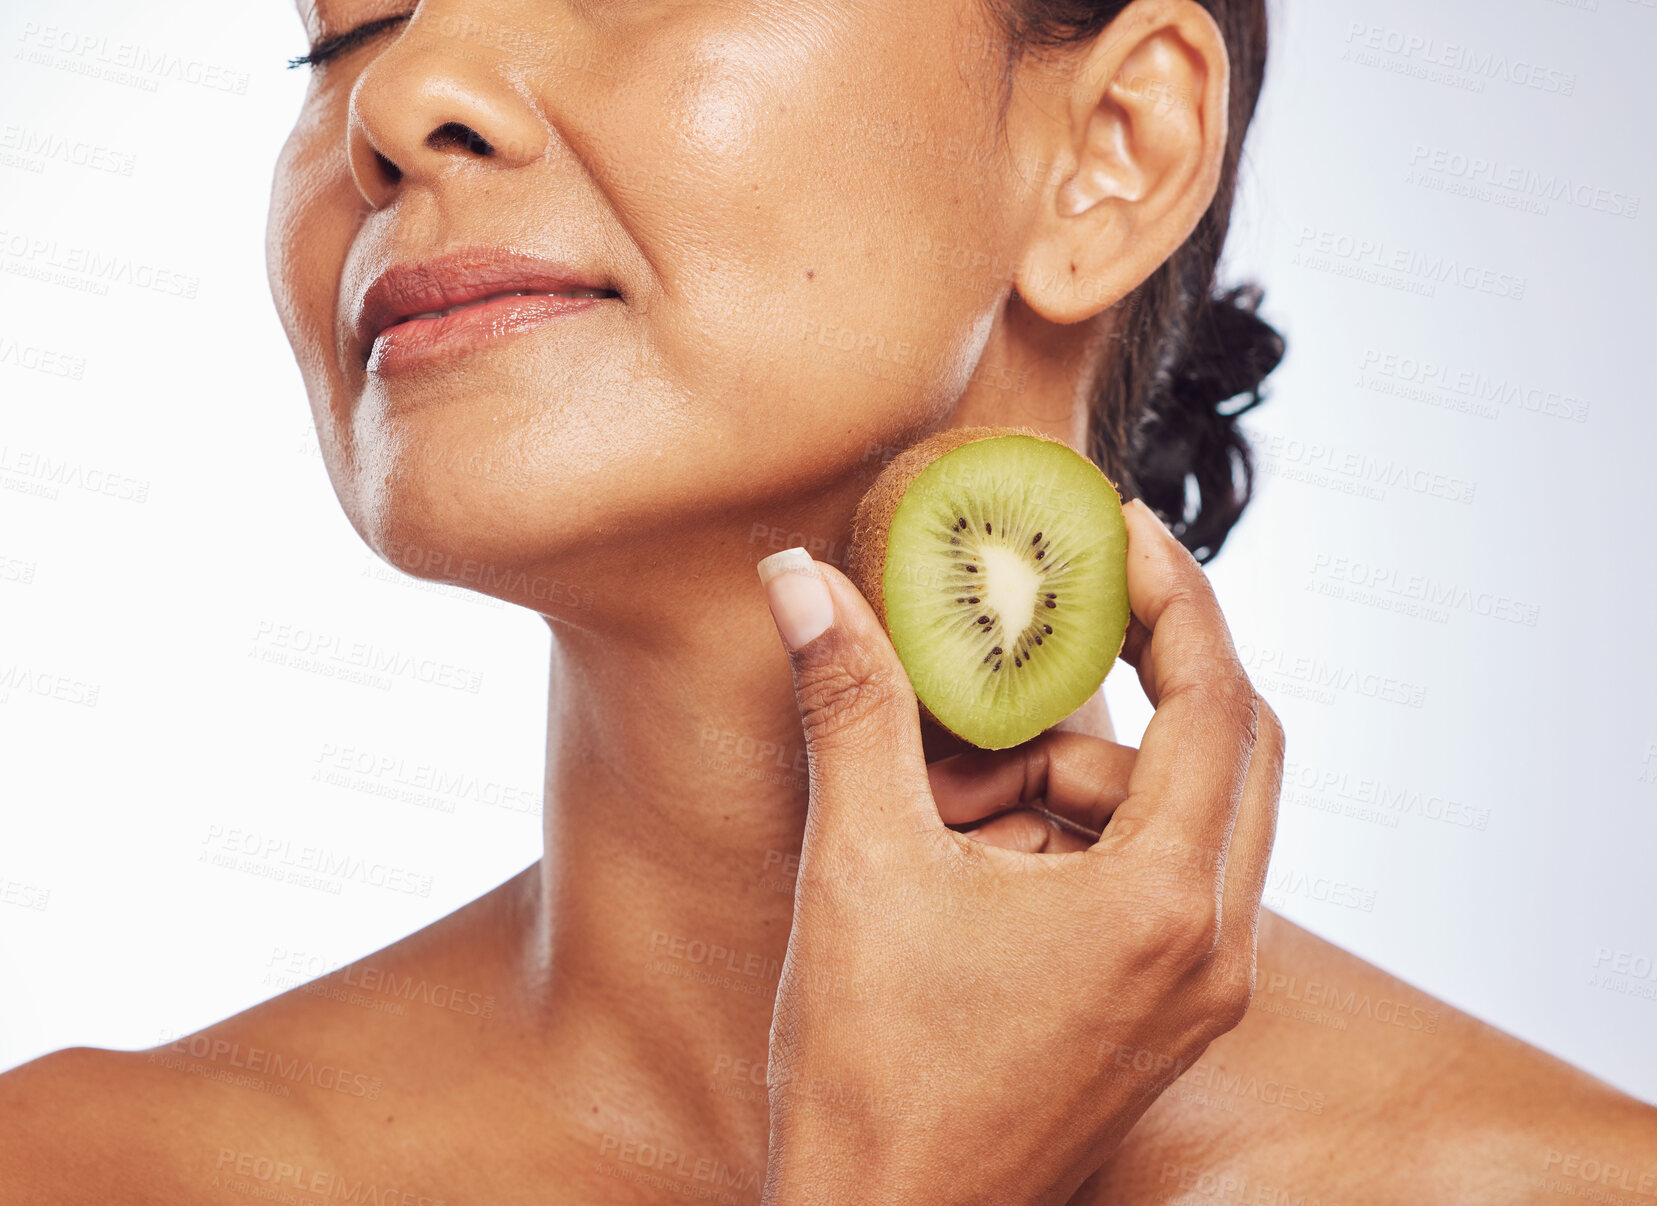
(268, 0, 1058, 604)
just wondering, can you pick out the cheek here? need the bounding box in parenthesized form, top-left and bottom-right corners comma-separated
(262, 4, 1021, 575)
(590, 9, 1012, 475)
(266, 101, 369, 497)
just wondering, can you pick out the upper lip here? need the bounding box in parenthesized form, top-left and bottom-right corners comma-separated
(353, 249, 615, 350)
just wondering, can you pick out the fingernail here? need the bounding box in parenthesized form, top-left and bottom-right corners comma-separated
(757, 548, 835, 651)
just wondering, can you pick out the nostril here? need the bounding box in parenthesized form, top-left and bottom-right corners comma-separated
(426, 121, 495, 157)
(375, 150, 403, 185)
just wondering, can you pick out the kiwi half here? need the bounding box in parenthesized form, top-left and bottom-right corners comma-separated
(847, 426, 1130, 751)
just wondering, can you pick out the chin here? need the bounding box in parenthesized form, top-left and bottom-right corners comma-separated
(331, 405, 723, 618)
(356, 498, 603, 618)
(332, 416, 590, 612)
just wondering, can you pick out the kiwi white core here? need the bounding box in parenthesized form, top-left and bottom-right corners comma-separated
(977, 545, 1040, 637)
(877, 434, 1131, 750)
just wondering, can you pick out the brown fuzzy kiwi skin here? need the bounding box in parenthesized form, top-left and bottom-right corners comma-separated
(845, 425, 1130, 747)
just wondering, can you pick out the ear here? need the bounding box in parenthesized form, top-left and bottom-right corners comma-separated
(1011, 0, 1230, 324)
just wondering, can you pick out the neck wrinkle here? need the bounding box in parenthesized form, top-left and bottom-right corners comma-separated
(499, 399, 1115, 1156)
(523, 572, 816, 1155)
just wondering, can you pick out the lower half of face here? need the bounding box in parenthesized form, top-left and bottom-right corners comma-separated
(268, 0, 1034, 615)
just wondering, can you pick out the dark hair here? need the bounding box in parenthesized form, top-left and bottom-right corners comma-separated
(989, 0, 1284, 564)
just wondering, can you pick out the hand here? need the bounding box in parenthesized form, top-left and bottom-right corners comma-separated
(754, 498, 1285, 1206)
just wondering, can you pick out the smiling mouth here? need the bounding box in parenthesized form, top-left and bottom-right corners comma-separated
(366, 289, 616, 373)
(394, 286, 615, 325)
(355, 250, 622, 374)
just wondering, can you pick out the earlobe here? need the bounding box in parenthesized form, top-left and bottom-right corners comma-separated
(1011, 0, 1229, 325)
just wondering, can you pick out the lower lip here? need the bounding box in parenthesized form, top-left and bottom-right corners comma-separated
(366, 293, 607, 373)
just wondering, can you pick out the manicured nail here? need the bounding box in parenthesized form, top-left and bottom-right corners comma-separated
(758, 548, 835, 651)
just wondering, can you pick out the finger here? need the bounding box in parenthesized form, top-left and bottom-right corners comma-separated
(927, 730, 1137, 834)
(1216, 695, 1284, 955)
(758, 548, 940, 847)
(1093, 499, 1257, 860)
(1119, 614, 1160, 707)
(959, 807, 1097, 854)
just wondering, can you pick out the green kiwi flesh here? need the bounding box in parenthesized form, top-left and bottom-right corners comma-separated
(864, 431, 1129, 750)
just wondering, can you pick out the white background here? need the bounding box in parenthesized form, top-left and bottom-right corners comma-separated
(2, 0, 1654, 1102)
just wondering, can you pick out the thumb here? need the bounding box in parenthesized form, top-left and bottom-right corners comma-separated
(758, 547, 939, 846)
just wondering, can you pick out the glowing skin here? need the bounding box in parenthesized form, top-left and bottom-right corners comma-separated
(0, 0, 1653, 1201)
(271, 0, 1027, 591)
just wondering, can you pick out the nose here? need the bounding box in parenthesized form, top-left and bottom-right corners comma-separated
(346, 28, 551, 209)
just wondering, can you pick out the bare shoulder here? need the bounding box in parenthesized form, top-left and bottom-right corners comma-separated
(1079, 911, 1657, 1204)
(0, 865, 540, 1204)
(0, 1042, 330, 1205)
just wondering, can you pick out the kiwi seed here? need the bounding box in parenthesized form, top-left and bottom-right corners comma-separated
(845, 425, 1131, 750)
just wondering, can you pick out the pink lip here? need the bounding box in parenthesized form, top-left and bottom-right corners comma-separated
(354, 250, 616, 373)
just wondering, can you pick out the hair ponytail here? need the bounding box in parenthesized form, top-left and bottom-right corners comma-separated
(1122, 283, 1284, 564)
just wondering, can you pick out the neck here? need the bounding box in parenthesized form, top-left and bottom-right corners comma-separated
(509, 334, 1105, 1159)
(519, 491, 862, 1160)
